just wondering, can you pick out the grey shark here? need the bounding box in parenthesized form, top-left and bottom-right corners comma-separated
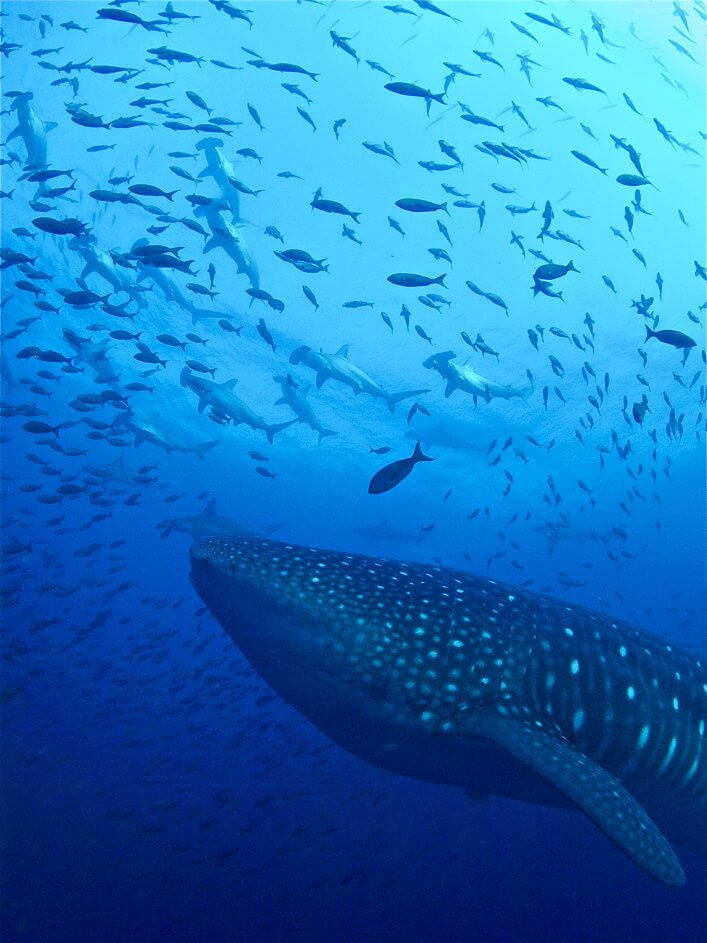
(290, 343, 429, 413)
(273, 373, 337, 443)
(71, 235, 147, 308)
(195, 203, 259, 290)
(423, 351, 532, 402)
(158, 497, 285, 541)
(132, 239, 230, 324)
(180, 367, 296, 443)
(191, 535, 706, 887)
(196, 137, 242, 218)
(6, 92, 56, 169)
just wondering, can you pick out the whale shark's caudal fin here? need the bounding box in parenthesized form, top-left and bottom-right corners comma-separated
(386, 388, 431, 413)
(472, 710, 685, 887)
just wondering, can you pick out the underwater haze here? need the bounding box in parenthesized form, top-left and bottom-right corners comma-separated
(1, 1, 706, 941)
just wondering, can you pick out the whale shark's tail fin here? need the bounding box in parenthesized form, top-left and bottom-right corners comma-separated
(386, 388, 430, 414)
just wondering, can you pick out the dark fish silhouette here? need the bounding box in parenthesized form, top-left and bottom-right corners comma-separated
(368, 441, 433, 494)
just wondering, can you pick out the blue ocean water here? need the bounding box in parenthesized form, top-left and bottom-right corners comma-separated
(1, 1, 706, 940)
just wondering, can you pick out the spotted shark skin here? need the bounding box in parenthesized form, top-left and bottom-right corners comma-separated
(190, 535, 707, 886)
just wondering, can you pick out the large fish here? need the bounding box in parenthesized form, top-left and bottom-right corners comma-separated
(191, 535, 707, 887)
(6, 92, 56, 169)
(289, 344, 429, 413)
(423, 351, 531, 402)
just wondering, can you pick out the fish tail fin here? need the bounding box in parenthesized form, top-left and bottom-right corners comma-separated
(412, 441, 433, 463)
(387, 388, 430, 413)
(194, 440, 219, 459)
(265, 418, 297, 444)
(645, 325, 655, 341)
(434, 273, 447, 286)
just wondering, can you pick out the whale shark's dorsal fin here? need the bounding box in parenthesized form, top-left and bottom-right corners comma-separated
(335, 344, 349, 358)
(472, 710, 685, 887)
(203, 498, 217, 516)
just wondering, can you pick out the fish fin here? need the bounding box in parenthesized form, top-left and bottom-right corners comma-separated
(412, 441, 433, 462)
(387, 388, 431, 413)
(193, 442, 218, 459)
(6, 126, 22, 142)
(274, 396, 287, 406)
(265, 418, 297, 444)
(472, 711, 685, 887)
(221, 378, 237, 389)
(203, 236, 219, 253)
(335, 344, 349, 358)
(317, 429, 338, 443)
(44, 121, 58, 132)
(203, 498, 217, 514)
(315, 372, 328, 389)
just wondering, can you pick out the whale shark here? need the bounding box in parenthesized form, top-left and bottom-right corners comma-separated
(191, 534, 706, 887)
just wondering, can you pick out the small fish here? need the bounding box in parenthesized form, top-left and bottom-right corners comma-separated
(388, 273, 446, 288)
(395, 198, 448, 215)
(645, 327, 695, 350)
(368, 442, 433, 494)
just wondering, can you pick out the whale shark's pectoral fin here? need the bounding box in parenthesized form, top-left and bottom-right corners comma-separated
(473, 711, 685, 887)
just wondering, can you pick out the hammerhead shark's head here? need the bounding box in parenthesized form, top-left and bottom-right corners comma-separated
(191, 535, 707, 887)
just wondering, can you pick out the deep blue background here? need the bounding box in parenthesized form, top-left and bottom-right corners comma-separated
(1, 1, 705, 940)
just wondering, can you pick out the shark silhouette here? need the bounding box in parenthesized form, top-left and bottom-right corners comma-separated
(191, 535, 706, 887)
